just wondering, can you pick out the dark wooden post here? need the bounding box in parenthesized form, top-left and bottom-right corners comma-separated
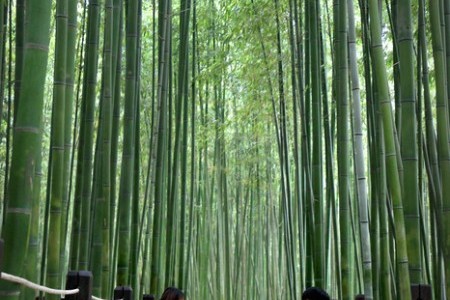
(411, 284, 432, 300)
(114, 286, 133, 300)
(65, 271, 93, 300)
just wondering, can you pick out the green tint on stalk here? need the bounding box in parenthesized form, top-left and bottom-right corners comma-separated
(117, 0, 139, 286)
(0, 1, 52, 299)
(368, 0, 412, 297)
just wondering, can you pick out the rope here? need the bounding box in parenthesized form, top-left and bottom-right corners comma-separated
(1, 272, 118, 300)
(0, 272, 80, 295)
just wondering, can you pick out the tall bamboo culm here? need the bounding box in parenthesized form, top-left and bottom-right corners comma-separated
(368, 0, 412, 298)
(0, 1, 52, 299)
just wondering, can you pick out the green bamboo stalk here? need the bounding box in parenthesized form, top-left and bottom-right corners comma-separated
(109, 0, 123, 289)
(319, 6, 336, 292)
(292, 0, 307, 289)
(0, 0, 6, 129)
(419, 0, 445, 297)
(166, 0, 191, 288)
(444, 0, 450, 123)
(287, 0, 303, 290)
(368, 0, 412, 297)
(139, 0, 155, 295)
(46, 0, 69, 295)
(390, 0, 401, 132)
(12, 0, 24, 124)
(220, 73, 232, 300)
(150, 0, 171, 293)
(129, 5, 143, 289)
(130, 92, 141, 294)
(378, 118, 392, 300)
(74, 0, 102, 271)
(0, 0, 7, 229)
(1, 0, 12, 232)
(90, 0, 113, 296)
(177, 0, 192, 289)
(396, 0, 422, 284)
(335, 0, 353, 297)
(357, 1, 380, 297)
(429, 0, 450, 294)
(348, 0, 372, 296)
(69, 1, 88, 270)
(21, 127, 43, 300)
(130, 1, 143, 293)
(301, 0, 316, 290)
(0, 1, 52, 299)
(274, 0, 297, 296)
(183, 0, 197, 288)
(310, 0, 324, 288)
(60, 0, 78, 280)
(117, 0, 139, 285)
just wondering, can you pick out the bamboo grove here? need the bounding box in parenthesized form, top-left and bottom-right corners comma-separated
(0, 0, 449, 299)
